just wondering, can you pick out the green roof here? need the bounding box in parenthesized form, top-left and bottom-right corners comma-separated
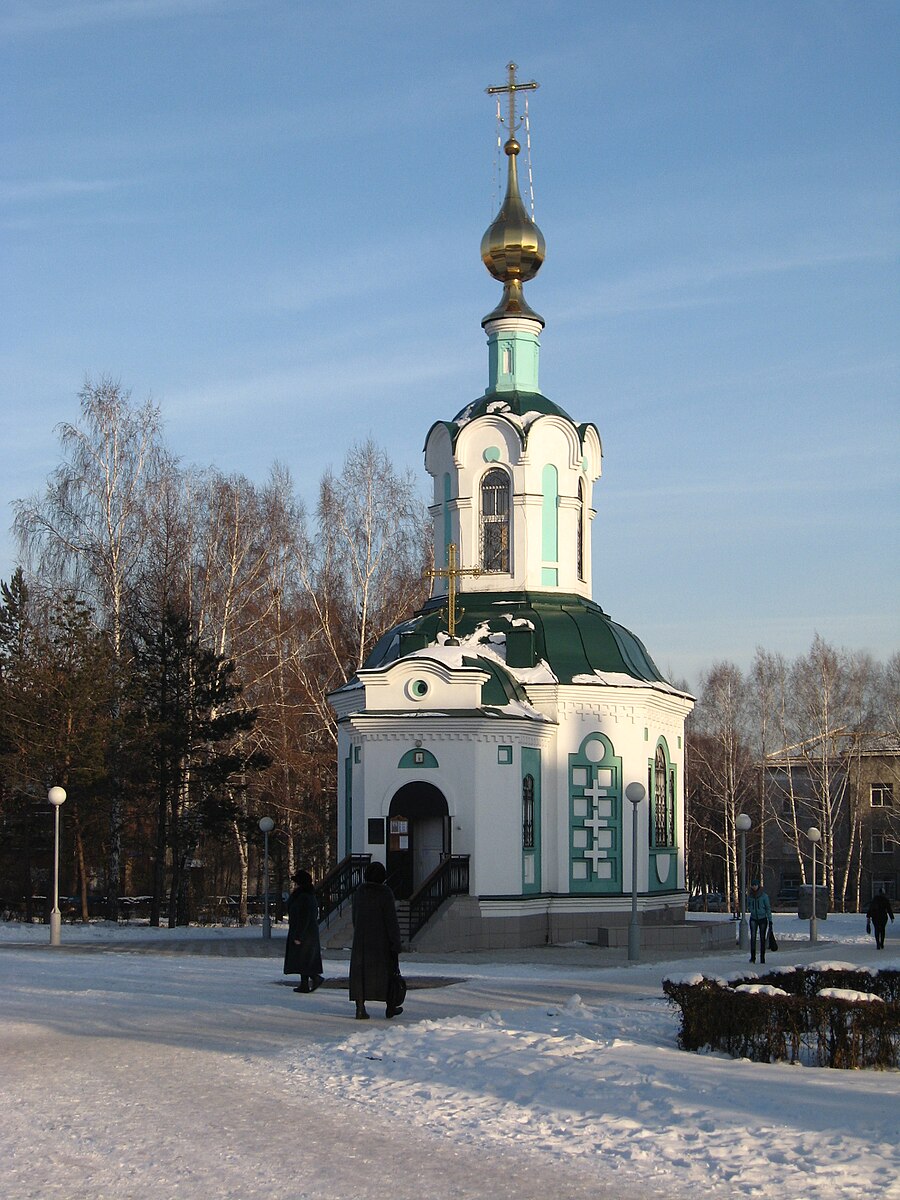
(362, 591, 670, 687)
(424, 390, 601, 453)
(453, 390, 573, 424)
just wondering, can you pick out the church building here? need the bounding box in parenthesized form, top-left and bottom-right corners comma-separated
(328, 66, 695, 951)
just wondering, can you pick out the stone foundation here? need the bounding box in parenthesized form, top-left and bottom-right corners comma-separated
(410, 894, 731, 954)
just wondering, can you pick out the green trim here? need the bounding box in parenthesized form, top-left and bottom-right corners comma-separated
(442, 474, 452, 580)
(522, 747, 542, 895)
(344, 754, 353, 858)
(498, 744, 513, 764)
(541, 567, 558, 586)
(399, 748, 438, 769)
(541, 463, 558, 569)
(648, 737, 679, 894)
(568, 732, 622, 894)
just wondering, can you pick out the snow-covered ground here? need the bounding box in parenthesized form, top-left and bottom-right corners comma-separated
(1, 913, 898, 1200)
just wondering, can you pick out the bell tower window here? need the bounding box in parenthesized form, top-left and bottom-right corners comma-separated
(577, 479, 586, 582)
(481, 468, 510, 573)
(522, 774, 535, 849)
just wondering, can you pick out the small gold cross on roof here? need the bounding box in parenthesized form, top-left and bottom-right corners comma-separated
(485, 61, 539, 136)
(426, 543, 481, 640)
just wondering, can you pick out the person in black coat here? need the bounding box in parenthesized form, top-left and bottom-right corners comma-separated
(283, 869, 324, 993)
(866, 889, 895, 950)
(349, 861, 403, 1020)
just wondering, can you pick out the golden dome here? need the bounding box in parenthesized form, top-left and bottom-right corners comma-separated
(481, 136, 546, 326)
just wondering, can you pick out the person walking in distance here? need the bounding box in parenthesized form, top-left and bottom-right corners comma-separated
(866, 889, 895, 950)
(350, 861, 403, 1020)
(283, 870, 324, 994)
(747, 879, 772, 965)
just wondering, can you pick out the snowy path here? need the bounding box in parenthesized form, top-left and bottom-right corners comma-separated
(1, 917, 898, 1200)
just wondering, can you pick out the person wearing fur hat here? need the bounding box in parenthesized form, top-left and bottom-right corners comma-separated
(349, 861, 403, 1020)
(283, 869, 324, 994)
(747, 879, 772, 965)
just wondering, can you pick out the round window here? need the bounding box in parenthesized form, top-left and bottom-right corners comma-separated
(408, 679, 429, 700)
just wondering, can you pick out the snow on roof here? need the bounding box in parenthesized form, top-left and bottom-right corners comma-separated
(408, 622, 557, 686)
(571, 671, 689, 696)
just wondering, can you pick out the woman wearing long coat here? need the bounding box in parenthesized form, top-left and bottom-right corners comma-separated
(866, 890, 895, 950)
(283, 870, 323, 993)
(349, 861, 402, 1020)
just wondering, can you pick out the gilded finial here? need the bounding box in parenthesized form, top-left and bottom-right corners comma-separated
(481, 62, 545, 327)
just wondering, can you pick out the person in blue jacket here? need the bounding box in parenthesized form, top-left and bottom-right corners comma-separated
(747, 879, 772, 964)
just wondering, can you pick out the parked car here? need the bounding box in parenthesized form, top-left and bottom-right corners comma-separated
(688, 891, 726, 912)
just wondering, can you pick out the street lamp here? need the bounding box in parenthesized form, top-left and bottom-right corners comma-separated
(259, 817, 275, 940)
(47, 786, 67, 947)
(736, 813, 752, 952)
(625, 782, 646, 962)
(807, 826, 821, 943)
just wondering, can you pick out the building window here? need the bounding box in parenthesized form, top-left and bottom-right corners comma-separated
(871, 783, 894, 807)
(576, 479, 586, 582)
(498, 745, 513, 765)
(872, 833, 893, 854)
(873, 878, 896, 899)
(652, 744, 676, 848)
(522, 774, 535, 849)
(481, 468, 510, 573)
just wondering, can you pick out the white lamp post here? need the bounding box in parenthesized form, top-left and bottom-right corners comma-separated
(259, 817, 275, 939)
(807, 826, 821, 943)
(625, 782, 646, 962)
(47, 786, 67, 946)
(736, 813, 752, 952)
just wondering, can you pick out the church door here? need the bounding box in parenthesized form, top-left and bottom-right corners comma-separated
(386, 782, 450, 899)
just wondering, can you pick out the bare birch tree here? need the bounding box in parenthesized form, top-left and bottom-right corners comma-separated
(14, 377, 168, 916)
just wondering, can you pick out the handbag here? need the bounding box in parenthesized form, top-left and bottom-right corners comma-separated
(387, 970, 407, 1011)
(767, 924, 778, 952)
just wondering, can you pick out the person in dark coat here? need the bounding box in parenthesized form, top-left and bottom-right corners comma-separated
(349, 861, 403, 1020)
(866, 889, 895, 950)
(283, 869, 324, 993)
(747, 879, 772, 965)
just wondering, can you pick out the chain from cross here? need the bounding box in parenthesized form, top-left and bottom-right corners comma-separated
(426, 542, 482, 640)
(485, 61, 539, 137)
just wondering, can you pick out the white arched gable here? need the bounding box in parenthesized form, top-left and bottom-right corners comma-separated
(452, 414, 525, 475)
(580, 423, 603, 481)
(424, 421, 454, 484)
(522, 413, 584, 472)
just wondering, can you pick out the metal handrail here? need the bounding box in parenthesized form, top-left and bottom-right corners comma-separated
(316, 854, 371, 924)
(407, 855, 470, 942)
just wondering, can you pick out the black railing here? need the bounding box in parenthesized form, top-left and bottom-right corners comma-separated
(407, 855, 470, 942)
(316, 854, 371, 924)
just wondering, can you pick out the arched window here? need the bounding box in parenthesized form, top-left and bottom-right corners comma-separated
(481, 468, 510, 573)
(577, 479, 586, 581)
(522, 774, 535, 849)
(653, 744, 675, 847)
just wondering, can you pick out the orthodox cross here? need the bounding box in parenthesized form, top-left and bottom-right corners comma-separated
(485, 61, 539, 136)
(426, 542, 481, 640)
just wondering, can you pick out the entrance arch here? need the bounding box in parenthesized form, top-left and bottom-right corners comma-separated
(387, 782, 450, 899)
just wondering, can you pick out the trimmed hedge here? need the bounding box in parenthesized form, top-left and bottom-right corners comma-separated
(663, 966, 900, 1069)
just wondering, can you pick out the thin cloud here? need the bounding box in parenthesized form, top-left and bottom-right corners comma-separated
(0, 0, 237, 36)
(553, 240, 899, 322)
(0, 177, 125, 204)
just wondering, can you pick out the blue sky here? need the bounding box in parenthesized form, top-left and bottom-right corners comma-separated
(1, 0, 897, 685)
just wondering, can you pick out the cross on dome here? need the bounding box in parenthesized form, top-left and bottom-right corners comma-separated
(485, 61, 539, 139)
(481, 61, 545, 326)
